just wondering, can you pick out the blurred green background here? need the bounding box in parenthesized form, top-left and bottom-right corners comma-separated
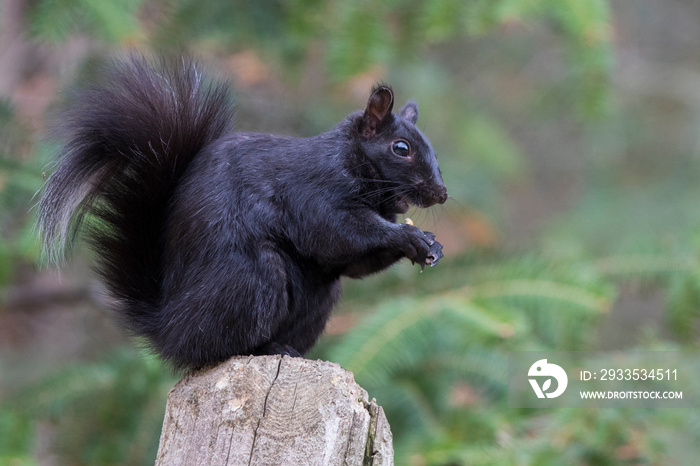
(2, 0, 700, 464)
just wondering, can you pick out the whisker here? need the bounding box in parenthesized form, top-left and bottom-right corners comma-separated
(444, 195, 465, 208)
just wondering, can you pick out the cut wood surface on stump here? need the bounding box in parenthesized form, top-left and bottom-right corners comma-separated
(155, 355, 394, 465)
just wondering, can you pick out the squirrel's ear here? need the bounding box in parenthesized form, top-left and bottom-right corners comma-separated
(362, 86, 394, 137)
(399, 101, 418, 124)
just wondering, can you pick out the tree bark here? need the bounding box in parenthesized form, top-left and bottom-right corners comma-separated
(155, 355, 393, 465)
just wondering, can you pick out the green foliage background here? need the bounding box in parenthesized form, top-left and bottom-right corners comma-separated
(1, 0, 700, 464)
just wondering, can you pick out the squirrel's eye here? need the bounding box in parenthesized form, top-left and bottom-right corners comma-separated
(392, 140, 410, 157)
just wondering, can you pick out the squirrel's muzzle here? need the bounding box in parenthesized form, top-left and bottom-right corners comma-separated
(435, 185, 448, 204)
(416, 183, 448, 208)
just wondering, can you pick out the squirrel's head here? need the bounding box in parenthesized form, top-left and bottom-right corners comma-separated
(354, 85, 448, 215)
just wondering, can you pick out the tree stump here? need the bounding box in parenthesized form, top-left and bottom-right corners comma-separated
(155, 355, 394, 465)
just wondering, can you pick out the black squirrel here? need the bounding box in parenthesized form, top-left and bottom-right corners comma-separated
(39, 55, 448, 368)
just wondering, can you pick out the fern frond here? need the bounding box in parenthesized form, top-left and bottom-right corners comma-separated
(330, 297, 439, 385)
(464, 279, 611, 313)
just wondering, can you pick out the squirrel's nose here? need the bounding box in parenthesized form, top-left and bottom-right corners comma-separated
(436, 185, 448, 204)
(422, 184, 448, 207)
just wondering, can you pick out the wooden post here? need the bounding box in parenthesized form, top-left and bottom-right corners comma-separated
(155, 355, 394, 465)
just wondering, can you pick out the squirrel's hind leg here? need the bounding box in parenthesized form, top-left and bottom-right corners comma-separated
(267, 274, 342, 357)
(157, 242, 292, 367)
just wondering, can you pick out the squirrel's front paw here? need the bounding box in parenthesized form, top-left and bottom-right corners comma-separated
(420, 231, 443, 268)
(426, 236, 444, 267)
(401, 226, 444, 270)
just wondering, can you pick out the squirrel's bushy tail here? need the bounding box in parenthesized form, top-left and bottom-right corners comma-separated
(39, 54, 234, 337)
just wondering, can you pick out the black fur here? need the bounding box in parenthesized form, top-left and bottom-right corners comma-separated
(39, 55, 448, 368)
